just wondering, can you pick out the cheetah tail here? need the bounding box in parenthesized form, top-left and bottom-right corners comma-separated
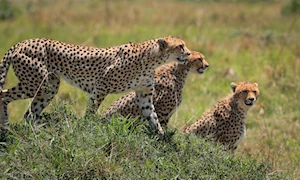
(0, 45, 18, 91)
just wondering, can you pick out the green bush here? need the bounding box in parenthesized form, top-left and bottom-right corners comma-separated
(282, 0, 300, 15)
(0, 0, 15, 20)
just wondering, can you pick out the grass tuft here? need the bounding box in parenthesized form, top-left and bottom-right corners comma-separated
(0, 103, 288, 179)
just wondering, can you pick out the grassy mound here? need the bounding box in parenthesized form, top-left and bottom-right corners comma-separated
(0, 1, 299, 176)
(0, 103, 287, 179)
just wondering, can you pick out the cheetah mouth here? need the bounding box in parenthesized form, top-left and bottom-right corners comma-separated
(176, 57, 186, 63)
(244, 101, 254, 106)
(197, 68, 204, 74)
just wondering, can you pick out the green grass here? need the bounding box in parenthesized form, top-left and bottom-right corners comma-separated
(0, 0, 299, 178)
(0, 103, 288, 179)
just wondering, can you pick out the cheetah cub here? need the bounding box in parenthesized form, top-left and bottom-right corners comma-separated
(184, 82, 259, 153)
(103, 51, 209, 129)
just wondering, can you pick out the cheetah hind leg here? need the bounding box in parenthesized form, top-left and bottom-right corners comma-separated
(0, 83, 36, 133)
(24, 74, 60, 122)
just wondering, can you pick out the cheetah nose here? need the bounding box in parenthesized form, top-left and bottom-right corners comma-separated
(186, 52, 191, 56)
(248, 97, 255, 101)
(205, 64, 209, 68)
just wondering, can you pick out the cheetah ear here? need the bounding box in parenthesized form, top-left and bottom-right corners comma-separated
(157, 38, 168, 51)
(230, 82, 237, 92)
(254, 83, 258, 87)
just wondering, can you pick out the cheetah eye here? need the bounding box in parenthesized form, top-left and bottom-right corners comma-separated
(242, 90, 248, 93)
(253, 90, 257, 95)
(178, 44, 184, 53)
(198, 58, 203, 62)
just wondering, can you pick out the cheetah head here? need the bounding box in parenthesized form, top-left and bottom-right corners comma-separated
(157, 36, 191, 64)
(231, 82, 259, 109)
(186, 51, 209, 74)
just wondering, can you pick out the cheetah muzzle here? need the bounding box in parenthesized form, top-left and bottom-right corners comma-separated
(245, 97, 256, 106)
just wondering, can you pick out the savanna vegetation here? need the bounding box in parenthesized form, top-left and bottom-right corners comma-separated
(0, 0, 299, 179)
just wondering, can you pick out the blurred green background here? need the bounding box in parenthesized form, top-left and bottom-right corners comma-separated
(0, 0, 299, 177)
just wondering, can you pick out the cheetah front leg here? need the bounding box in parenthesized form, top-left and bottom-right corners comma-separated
(135, 87, 164, 135)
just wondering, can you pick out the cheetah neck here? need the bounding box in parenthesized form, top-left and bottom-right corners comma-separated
(139, 39, 161, 56)
(137, 39, 171, 68)
(155, 62, 178, 75)
(174, 64, 189, 88)
(228, 95, 248, 121)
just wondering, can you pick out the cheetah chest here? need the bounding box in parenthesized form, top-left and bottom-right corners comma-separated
(130, 74, 154, 92)
(233, 124, 246, 147)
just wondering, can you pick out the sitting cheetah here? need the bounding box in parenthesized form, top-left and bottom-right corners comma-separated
(184, 82, 259, 153)
(103, 51, 209, 129)
(0, 37, 191, 134)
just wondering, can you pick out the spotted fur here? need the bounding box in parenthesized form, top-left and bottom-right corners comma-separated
(184, 82, 259, 153)
(103, 51, 209, 129)
(0, 37, 191, 134)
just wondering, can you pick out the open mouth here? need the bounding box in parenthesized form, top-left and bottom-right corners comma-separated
(244, 101, 254, 106)
(197, 68, 204, 74)
(176, 57, 186, 63)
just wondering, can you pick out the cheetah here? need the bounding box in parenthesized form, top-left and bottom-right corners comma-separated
(184, 82, 259, 153)
(103, 51, 209, 128)
(0, 37, 191, 134)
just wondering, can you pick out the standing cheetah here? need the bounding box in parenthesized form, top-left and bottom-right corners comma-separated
(0, 37, 191, 134)
(184, 82, 259, 153)
(103, 51, 209, 129)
